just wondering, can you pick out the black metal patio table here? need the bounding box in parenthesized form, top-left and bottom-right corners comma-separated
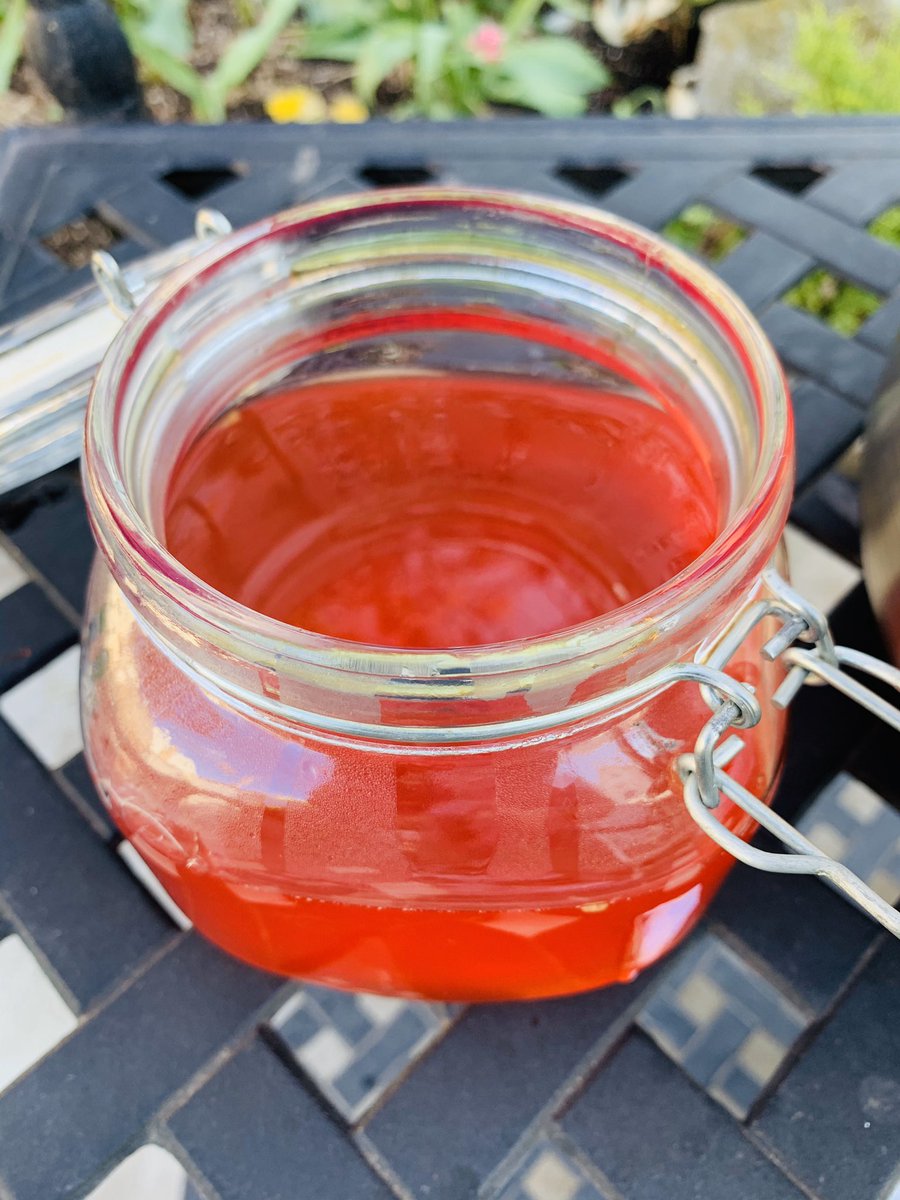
(0, 116, 899, 1200)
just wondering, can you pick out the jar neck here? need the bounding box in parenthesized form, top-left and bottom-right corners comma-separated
(84, 188, 793, 743)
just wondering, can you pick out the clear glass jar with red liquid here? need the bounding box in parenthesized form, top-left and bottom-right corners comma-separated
(81, 188, 876, 1003)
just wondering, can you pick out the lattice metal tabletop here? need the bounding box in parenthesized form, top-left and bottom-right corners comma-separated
(0, 117, 899, 1200)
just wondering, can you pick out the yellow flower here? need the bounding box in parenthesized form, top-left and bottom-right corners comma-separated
(328, 92, 369, 123)
(265, 86, 328, 124)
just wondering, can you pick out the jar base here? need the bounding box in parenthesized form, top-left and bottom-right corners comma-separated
(147, 855, 728, 1003)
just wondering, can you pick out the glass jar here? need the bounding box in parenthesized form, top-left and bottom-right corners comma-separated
(81, 189, 794, 1002)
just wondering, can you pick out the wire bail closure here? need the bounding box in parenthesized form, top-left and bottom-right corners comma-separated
(678, 569, 900, 939)
(91, 208, 233, 319)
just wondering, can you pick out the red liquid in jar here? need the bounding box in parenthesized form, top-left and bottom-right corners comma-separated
(165, 373, 721, 645)
(88, 360, 780, 1000)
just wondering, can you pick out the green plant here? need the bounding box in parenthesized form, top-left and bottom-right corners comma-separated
(784, 269, 882, 337)
(298, 0, 609, 118)
(112, 0, 192, 59)
(0, 0, 27, 91)
(663, 203, 746, 261)
(776, 1, 900, 114)
(870, 206, 900, 248)
(119, 0, 298, 121)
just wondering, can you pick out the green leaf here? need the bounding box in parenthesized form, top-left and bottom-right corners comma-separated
(126, 0, 192, 59)
(442, 0, 480, 42)
(502, 0, 542, 37)
(296, 0, 381, 59)
(354, 20, 417, 102)
(193, 88, 226, 125)
(447, 59, 486, 114)
(388, 98, 418, 118)
(0, 0, 26, 91)
(509, 37, 608, 90)
(303, 0, 381, 22)
(413, 20, 451, 111)
(297, 26, 367, 61)
(486, 74, 585, 116)
(476, 0, 508, 18)
(125, 30, 204, 99)
(488, 36, 608, 116)
(206, 0, 299, 100)
(424, 98, 457, 119)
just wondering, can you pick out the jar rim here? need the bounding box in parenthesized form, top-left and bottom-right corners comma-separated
(84, 186, 793, 682)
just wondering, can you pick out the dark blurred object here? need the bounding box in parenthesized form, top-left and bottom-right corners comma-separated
(592, 22, 693, 92)
(861, 334, 900, 662)
(25, 0, 144, 121)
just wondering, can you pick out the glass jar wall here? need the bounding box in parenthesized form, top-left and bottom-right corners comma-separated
(81, 190, 793, 1000)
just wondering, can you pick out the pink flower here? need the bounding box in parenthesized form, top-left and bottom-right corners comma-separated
(466, 21, 506, 65)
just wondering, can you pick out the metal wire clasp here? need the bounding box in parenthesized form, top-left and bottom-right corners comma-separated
(678, 569, 900, 939)
(91, 208, 233, 319)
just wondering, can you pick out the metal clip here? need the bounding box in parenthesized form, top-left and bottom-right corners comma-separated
(194, 208, 233, 240)
(679, 569, 900, 938)
(91, 250, 137, 319)
(91, 208, 233, 320)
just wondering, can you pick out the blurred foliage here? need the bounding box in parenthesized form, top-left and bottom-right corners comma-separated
(297, 0, 609, 118)
(870, 206, 900, 247)
(0, 0, 297, 119)
(663, 203, 747, 261)
(112, 0, 194, 59)
(0, 0, 26, 90)
(783, 269, 882, 337)
(14, 0, 897, 126)
(0, 0, 644, 122)
(774, 1, 900, 114)
(114, 0, 298, 121)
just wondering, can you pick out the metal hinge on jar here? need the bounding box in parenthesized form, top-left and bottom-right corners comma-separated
(676, 569, 900, 938)
(0, 209, 233, 495)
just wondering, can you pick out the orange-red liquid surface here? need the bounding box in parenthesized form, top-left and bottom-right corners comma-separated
(166, 373, 721, 646)
(89, 370, 771, 1000)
